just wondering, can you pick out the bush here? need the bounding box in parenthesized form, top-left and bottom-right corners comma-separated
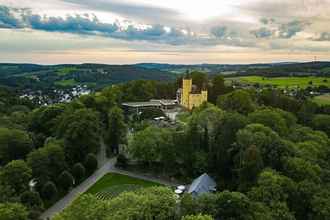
(116, 154, 128, 168)
(58, 171, 74, 191)
(84, 153, 98, 174)
(41, 181, 58, 200)
(72, 163, 86, 183)
(20, 191, 44, 210)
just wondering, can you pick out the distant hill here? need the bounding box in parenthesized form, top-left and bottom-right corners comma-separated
(136, 62, 330, 76)
(0, 63, 175, 90)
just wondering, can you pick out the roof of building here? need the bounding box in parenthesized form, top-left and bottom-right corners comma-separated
(188, 173, 217, 196)
(122, 99, 177, 108)
(122, 101, 161, 108)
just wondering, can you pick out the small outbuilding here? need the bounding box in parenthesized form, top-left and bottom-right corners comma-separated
(188, 173, 217, 197)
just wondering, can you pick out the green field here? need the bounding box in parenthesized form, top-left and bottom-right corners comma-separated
(55, 79, 77, 87)
(313, 94, 330, 106)
(85, 173, 161, 200)
(229, 76, 330, 88)
(56, 67, 77, 76)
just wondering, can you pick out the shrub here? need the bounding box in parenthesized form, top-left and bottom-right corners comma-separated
(72, 163, 86, 183)
(116, 154, 128, 168)
(84, 153, 98, 174)
(20, 191, 44, 210)
(58, 171, 74, 191)
(41, 181, 58, 200)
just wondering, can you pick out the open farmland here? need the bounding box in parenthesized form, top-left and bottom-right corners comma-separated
(313, 94, 330, 106)
(228, 76, 330, 88)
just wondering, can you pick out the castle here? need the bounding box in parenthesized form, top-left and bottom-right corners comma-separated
(179, 78, 208, 110)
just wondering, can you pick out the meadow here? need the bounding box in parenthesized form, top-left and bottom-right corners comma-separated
(312, 94, 330, 106)
(228, 76, 330, 88)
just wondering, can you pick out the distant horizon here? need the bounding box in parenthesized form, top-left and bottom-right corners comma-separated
(0, 60, 329, 66)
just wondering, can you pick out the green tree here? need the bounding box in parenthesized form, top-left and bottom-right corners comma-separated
(248, 169, 296, 220)
(216, 190, 254, 220)
(248, 108, 291, 136)
(41, 181, 58, 200)
(0, 127, 33, 165)
(57, 108, 101, 164)
(298, 100, 318, 125)
(283, 157, 321, 183)
(311, 114, 330, 137)
(0, 160, 32, 195)
(58, 171, 74, 191)
(84, 153, 98, 174)
(236, 124, 294, 171)
(209, 75, 226, 103)
(27, 141, 66, 185)
(217, 90, 256, 114)
(55, 187, 176, 220)
(72, 163, 86, 183)
(0, 202, 28, 220)
(212, 112, 249, 181)
(311, 187, 330, 220)
(238, 145, 264, 190)
(20, 191, 44, 210)
(29, 104, 66, 137)
(53, 194, 107, 220)
(107, 106, 126, 154)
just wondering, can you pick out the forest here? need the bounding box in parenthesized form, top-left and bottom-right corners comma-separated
(0, 71, 329, 220)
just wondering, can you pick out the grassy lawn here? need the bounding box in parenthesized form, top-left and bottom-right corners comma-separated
(229, 76, 330, 88)
(85, 173, 161, 200)
(313, 94, 330, 106)
(55, 79, 77, 87)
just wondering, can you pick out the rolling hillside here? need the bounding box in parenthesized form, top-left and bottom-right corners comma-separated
(0, 63, 175, 90)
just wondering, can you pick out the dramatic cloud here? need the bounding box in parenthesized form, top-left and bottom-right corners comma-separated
(313, 32, 330, 41)
(0, 0, 330, 64)
(61, 0, 182, 25)
(278, 20, 309, 38)
(251, 27, 273, 38)
(251, 19, 309, 39)
(0, 6, 22, 28)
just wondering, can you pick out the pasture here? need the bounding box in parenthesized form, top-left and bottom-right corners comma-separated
(228, 76, 330, 88)
(313, 94, 330, 106)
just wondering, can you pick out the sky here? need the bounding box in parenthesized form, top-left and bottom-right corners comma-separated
(0, 0, 330, 64)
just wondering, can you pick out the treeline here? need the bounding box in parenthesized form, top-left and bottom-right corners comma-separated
(1, 73, 329, 219)
(0, 85, 126, 219)
(52, 86, 330, 219)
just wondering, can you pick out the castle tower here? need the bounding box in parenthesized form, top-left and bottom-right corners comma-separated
(181, 78, 192, 109)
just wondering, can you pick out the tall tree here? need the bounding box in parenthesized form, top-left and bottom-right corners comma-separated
(0, 127, 33, 165)
(57, 108, 101, 164)
(0, 160, 32, 195)
(209, 75, 226, 103)
(107, 106, 126, 154)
